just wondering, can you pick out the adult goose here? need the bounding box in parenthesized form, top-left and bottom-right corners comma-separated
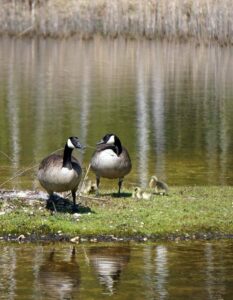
(90, 133, 132, 195)
(38, 136, 84, 209)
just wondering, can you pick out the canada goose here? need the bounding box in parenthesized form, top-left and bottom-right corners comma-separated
(37, 137, 84, 209)
(149, 175, 169, 195)
(90, 133, 132, 195)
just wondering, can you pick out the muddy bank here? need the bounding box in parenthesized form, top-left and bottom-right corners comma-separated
(1, 232, 233, 244)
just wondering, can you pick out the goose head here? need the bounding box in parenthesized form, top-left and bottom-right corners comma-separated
(67, 136, 85, 150)
(97, 134, 122, 155)
(149, 175, 158, 188)
(97, 133, 121, 145)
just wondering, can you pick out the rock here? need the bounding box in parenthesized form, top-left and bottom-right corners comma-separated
(72, 213, 81, 219)
(90, 238, 97, 242)
(70, 236, 80, 243)
(17, 234, 26, 242)
(80, 238, 88, 242)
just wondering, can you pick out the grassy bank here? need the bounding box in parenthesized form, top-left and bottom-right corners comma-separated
(1, 0, 232, 45)
(0, 186, 233, 241)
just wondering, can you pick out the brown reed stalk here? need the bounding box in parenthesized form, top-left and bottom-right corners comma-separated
(0, 0, 232, 44)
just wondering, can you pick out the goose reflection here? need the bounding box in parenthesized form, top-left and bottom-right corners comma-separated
(37, 247, 80, 299)
(89, 246, 130, 295)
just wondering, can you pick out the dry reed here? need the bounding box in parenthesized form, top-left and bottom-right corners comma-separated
(0, 0, 232, 44)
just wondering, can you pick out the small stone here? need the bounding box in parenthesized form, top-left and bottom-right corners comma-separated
(80, 238, 88, 242)
(17, 234, 25, 242)
(0, 212, 6, 216)
(70, 236, 80, 243)
(72, 213, 81, 219)
(90, 238, 97, 242)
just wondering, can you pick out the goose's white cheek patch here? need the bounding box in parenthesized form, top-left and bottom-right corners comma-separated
(67, 139, 75, 149)
(107, 135, 115, 144)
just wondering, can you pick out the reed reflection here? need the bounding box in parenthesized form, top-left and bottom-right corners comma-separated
(89, 246, 131, 295)
(151, 53, 166, 179)
(155, 245, 168, 300)
(6, 41, 20, 187)
(0, 38, 233, 187)
(79, 44, 92, 162)
(0, 247, 16, 300)
(143, 245, 168, 300)
(136, 50, 150, 187)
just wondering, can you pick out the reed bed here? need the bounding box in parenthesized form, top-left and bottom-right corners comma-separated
(0, 0, 232, 44)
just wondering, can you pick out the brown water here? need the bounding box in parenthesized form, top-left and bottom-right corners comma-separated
(0, 241, 233, 300)
(0, 37, 233, 190)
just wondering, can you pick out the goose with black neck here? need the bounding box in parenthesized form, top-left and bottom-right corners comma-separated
(90, 133, 132, 195)
(37, 136, 84, 211)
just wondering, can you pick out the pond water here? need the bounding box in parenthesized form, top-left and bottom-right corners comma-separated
(0, 241, 233, 300)
(0, 37, 233, 191)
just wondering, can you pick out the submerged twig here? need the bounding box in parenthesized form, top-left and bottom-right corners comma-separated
(0, 164, 39, 188)
(0, 147, 64, 188)
(85, 144, 96, 150)
(77, 163, 91, 198)
(80, 194, 110, 202)
(82, 246, 90, 266)
(0, 150, 14, 162)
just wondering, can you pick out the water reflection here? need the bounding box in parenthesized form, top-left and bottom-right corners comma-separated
(155, 246, 168, 300)
(136, 49, 150, 187)
(37, 247, 80, 299)
(0, 38, 233, 188)
(0, 246, 17, 300)
(0, 242, 233, 299)
(143, 245, 168, 300)
(89, 246, 130, 295)
(6, 42, 20, 188)
(151, 51, 166, 180)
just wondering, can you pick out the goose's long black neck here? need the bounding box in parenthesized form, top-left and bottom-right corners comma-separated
(114, 138, 122, 156)
(62, 145, 73, 169)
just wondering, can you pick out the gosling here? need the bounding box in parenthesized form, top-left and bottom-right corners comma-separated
(37, 136, 84, 209)
(132, 187, 152, 200)
(90, 133, 132, 195)
(149, 175, 169, 195)
(81, 179, 97, 194)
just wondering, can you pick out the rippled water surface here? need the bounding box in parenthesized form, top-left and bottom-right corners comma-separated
(0, 37, 233, 190)
(0, 241, 233, 300)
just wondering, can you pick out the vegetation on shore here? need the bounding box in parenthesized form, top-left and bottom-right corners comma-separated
(1, 0, 232, 45)
(0, 186, 233, 242)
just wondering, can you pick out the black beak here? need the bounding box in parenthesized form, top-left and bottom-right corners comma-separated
(75, 140, 85, 149)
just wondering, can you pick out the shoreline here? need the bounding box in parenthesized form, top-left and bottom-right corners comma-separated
(1, 232, 233, 244)
(1, 0, 232, 46)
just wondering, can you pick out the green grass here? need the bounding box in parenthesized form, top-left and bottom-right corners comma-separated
(0, 186, 233, 240)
